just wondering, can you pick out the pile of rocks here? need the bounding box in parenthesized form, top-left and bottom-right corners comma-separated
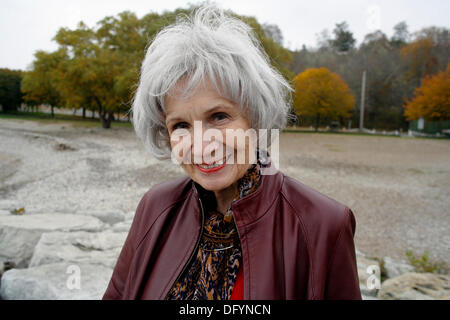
(0, 200, 133, 300)
(1, 200, 448, 300)
(356, 250, 449, 300)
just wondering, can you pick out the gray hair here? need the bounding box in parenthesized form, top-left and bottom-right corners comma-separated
(131, 4, 293, 159)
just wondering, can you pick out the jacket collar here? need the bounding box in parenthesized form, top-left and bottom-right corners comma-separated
(190, 160, 284, 230)
(231, 169, 284, 229)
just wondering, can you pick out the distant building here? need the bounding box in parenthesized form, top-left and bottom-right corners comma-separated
(409, 117, 450, 135)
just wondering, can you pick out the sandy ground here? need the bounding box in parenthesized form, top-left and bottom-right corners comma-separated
(0, 118, 449, 265)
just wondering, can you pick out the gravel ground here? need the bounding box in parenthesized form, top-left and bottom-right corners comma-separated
(0, 118, 449, 265)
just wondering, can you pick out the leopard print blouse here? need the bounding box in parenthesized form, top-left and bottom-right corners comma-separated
(166, 162, 262, 300)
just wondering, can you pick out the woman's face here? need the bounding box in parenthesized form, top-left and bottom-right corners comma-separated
(165, 78, 255, 192)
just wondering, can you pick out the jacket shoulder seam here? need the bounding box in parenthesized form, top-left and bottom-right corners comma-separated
(279, 180, 316, 299)
(325, 207, 351, 275)
(109, 275, 122, 299)
(135, 191, 191, 250)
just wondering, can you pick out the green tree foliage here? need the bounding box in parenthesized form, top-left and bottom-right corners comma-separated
(53, 17, 135, 128)
(0, 69, 23, 112)
(21, 5, 292, 128)
(233, 13, 293, 80)
(21, 50, 66, 117)
(330, 22, 356, 53)
(390, 21, 410, 48)
(358, 31, 409, 130)
(18, 6, 449, 132)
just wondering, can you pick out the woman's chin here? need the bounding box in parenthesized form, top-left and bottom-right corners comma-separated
(192, 165, 236, 192)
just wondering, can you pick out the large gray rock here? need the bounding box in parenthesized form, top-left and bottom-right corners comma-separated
(357, 256, 381, 297)
(0, 213, 105, 268)
(383, 256, 415, 279)
(362, 294, 379, 300)
(0, 260, 6, 278)
(30, 230, 127, 269)
(79, 210, 125, 225)
(0, 262, 112, 300)
(0, 210, 11, 216)
(110, 220, 132, 233)
(0, 199, 22, 211)
(355, 248, 365, 258)
(378, 272, 450, 300)
(0, 260, 15, 277)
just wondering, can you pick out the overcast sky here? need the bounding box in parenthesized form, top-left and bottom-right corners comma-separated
(1, 0, 449, 70)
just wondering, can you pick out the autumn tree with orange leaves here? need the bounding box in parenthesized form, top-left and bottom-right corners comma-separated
(404, 64, 450, 121)
(293, 68, 354, 131)
(400, 38, 439, 88)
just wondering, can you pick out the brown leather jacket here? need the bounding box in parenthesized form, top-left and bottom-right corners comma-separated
(103, 170, 362, 300)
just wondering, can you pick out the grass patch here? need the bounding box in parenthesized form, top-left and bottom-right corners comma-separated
(283, 127, 403, 138)
(0, 111, 132, 128)
(407, 168, 424, 174)
(322, 144, 344, 152)
(406, 250, 449, 274)
(283, 128, 448, 139)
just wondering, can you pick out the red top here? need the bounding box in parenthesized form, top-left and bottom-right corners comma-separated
(230, 266, 244, 300)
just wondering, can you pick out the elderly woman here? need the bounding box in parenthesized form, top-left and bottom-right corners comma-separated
(103, 5, 361, 300)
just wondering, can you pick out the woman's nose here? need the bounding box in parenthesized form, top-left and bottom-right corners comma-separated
(189, 121, 226, 163)
(192, 140, 220, 163)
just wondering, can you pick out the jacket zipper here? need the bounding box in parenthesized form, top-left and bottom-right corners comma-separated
(164, 196, 205, 299)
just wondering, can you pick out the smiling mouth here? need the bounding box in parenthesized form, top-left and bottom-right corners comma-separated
(196, 154, 232, 173)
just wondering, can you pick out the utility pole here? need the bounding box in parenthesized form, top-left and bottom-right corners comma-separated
(359, 70, 366, 132)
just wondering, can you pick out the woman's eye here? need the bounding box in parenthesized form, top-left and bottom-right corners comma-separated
(173, 122, 190, 130)
(212, 112, 229, 122)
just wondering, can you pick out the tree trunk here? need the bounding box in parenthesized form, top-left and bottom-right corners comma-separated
(93, 96, 113, 129)
(100, 111, 113, 129)
(315, 113, 320, 132)
(82, 108, 86, 119)
(51, 105, 54, 118)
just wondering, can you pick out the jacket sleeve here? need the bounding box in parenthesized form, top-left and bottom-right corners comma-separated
(102, 196, 146, 300)
(324, 207, 362, 300)
(102, 231, 135, 299)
